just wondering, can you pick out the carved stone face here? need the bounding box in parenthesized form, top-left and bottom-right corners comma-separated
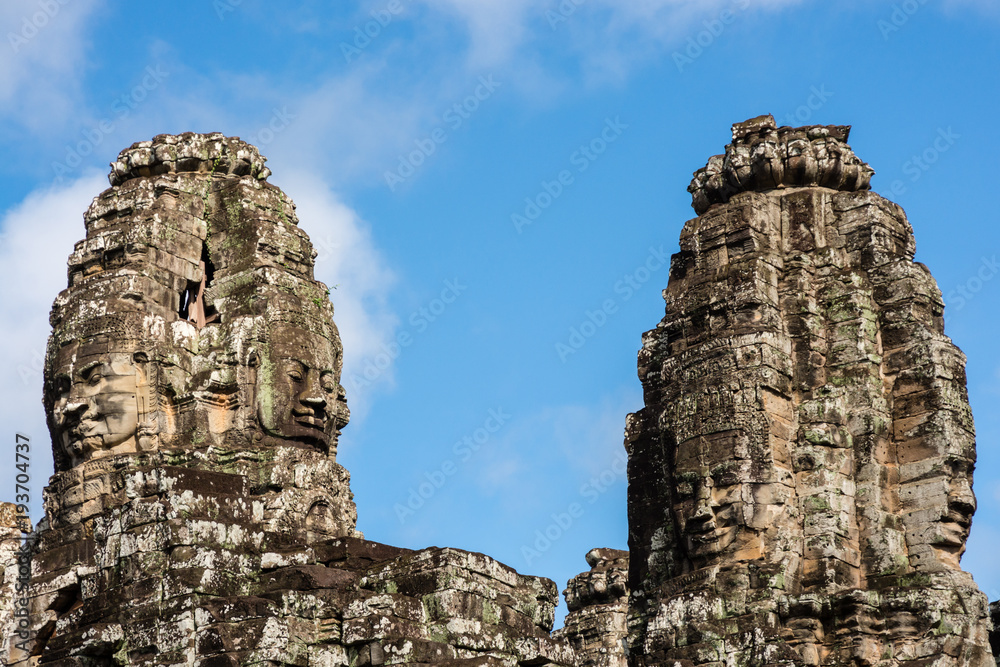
(932, 457, 976, 565)
(258, 326, 345, 450)
(673, 462, 742, 559)
(672, 432, 750, 560)
(49, 344, 144, 466)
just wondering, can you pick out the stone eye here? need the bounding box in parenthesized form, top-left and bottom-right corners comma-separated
(83, 366, 103, 385)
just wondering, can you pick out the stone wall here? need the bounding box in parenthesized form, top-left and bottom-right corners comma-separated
(626, 115, 992, 666)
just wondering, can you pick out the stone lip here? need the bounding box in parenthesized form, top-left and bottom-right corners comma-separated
(108, 131, 271, 186)
(688, 113, 875, 214)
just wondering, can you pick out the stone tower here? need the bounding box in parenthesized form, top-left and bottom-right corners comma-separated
(4, 133, 576, 666)
(625, 116, 993, 666)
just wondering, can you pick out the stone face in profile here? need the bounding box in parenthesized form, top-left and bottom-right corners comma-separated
(9, 133, 574, 667)
(257, 323, 344, 449)
(627, 115, 992, 666)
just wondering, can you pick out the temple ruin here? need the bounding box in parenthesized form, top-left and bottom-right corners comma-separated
(1, 117, 996, 666)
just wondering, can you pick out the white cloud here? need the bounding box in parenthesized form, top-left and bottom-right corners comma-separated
(417, 0, 534, 67)
(484, 389, 640, 501)
(0, 171, 107, 512)
(0, 0, 102, 132)
(941, 0, 1000, 17)
(411, 0, 807, 84)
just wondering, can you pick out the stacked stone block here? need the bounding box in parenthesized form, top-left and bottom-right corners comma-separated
(627, 115, 992, 666)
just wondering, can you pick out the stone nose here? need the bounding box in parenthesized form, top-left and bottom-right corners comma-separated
(297, 375, 328, 411)
(58, 400, 90, 424)
(691, 483, 714, 519)
(948, 477, 976, 515)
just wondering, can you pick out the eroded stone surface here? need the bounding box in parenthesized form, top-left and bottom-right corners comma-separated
(990, 601, 999, 666)
(9, 134, 576, 667)
(556, 549, 628, 667)
(0, 503, 30, 662)
(688, 114, 875, 216)
(628, 116, 992, 666)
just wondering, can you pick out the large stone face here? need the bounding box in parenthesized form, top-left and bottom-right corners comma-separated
(6, 134, 576, 667)
(626, 116, 992, 666)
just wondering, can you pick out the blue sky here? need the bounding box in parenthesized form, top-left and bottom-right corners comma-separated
(1, 1, 999, 624)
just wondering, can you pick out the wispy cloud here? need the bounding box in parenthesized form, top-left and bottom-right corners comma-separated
(0, 0, 102, 134)
(0, 171, 107, 510)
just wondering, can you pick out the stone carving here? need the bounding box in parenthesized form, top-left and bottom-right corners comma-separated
(6, 122, 997, 667)
(42, 132, 350, 465)
(627, 115, 993, 666)
(0, 504, 29, 662)
(7, 133, 576, 666)
(556, 548, 629, 667)
(688, 114, 875, 216)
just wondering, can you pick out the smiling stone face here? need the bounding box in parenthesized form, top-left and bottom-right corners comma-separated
(673, 465, 742, 559)
(47, 341, 147, 468)
(671, 430, 777, 563)
(257, 324, 347, 451)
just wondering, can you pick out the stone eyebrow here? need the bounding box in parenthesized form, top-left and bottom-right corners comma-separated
(77, 359, 104, 378)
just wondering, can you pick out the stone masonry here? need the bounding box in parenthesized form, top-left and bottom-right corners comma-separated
(626, 115, 993, 666)
(2, 133, 575, 667)
(554, 549, 628, 667)
(2, 119, 997, 667)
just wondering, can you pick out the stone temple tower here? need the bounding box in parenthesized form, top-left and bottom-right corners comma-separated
(625, 115, 993, 665)
(3, 133, 577, 666)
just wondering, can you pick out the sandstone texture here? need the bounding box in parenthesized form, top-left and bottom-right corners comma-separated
(990, 602, 999, 666)
(555, 549, 628, 667)
(0, 503, 30, 662)
(5, 134, 575, 666)
(627, 115, 992, 666)
(5, 120, 997, 667)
